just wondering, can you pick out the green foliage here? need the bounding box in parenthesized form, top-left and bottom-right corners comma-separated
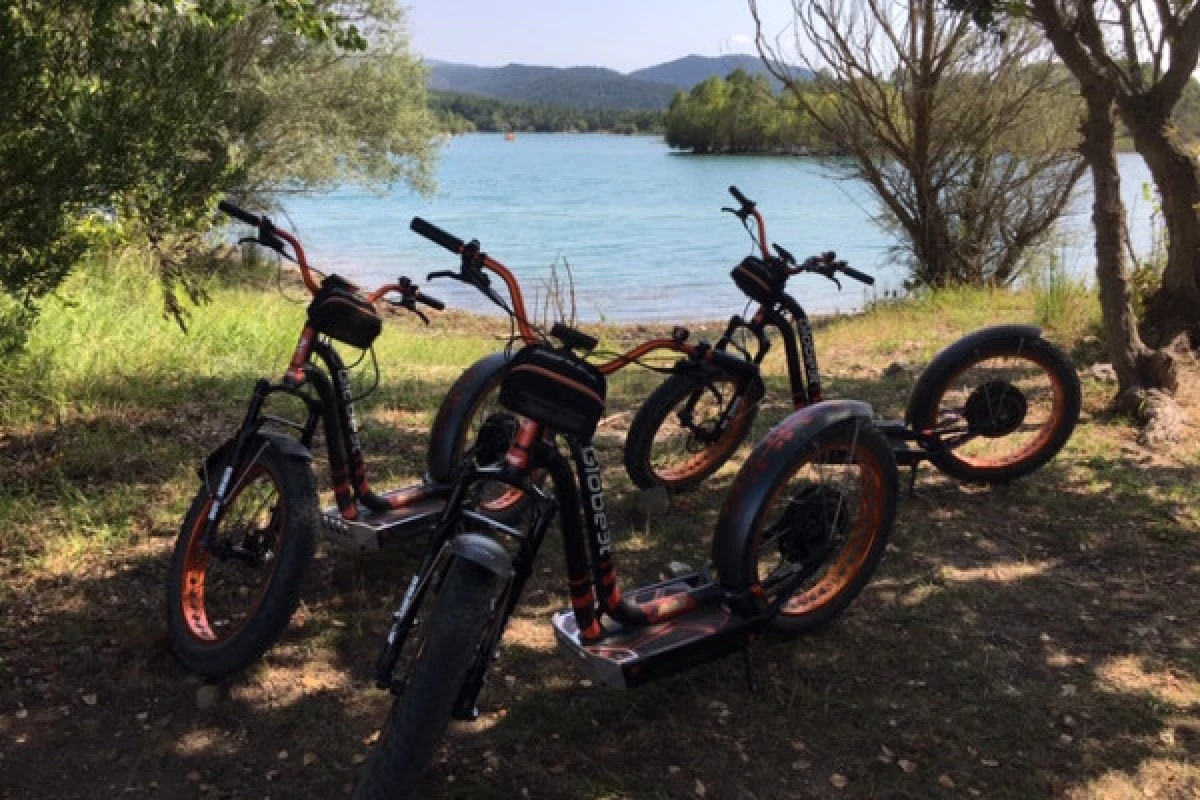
(663, 70, 833, 154)
(0, 0, 435, 353)
(429, 91, 663, 134)
(428, 62, 676, 111)
(1026, 244, 1098, 337)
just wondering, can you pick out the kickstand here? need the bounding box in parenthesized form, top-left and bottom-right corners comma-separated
(907, 462, 920, 497)
(742, 646, 759, 695)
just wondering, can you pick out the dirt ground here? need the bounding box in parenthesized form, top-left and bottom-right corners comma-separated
(1, 333, 1198, 799)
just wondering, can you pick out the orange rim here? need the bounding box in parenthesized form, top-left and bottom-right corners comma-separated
(753, 440, 888, 617)
(653, 378, 754, 485)
(179, 465, 285, 644)
(931, 351, 1066, 471)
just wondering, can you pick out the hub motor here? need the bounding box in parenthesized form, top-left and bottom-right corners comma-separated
(963, 380, 1027, 438)
(777, 486, 848, 564)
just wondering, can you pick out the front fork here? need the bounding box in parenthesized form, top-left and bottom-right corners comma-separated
(373, 455, 558, 709)
(200, 379, 274, 555)
(200, 329, 322, 556)
(679, 316, 769, 439)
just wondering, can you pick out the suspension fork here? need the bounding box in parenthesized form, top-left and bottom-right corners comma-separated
(199, 378, 273, 552)
(452, 454, 560, 718)
(679, 316, 769, 438)
(373, 460, 480, 689)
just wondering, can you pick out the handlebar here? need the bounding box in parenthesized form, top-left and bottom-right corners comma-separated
(837, 263, 875, 286)
(218, 200, 261, 228)
(217, 199, 444, 319)
(728, 185, 754, 209)
(410, 217, 464, 255)
(416, 291, 445, 311)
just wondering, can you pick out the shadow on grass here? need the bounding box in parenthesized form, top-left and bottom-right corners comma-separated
(2, 361, 1198, 799)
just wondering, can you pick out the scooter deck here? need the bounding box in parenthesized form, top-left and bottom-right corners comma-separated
(552, 574, 757, 689)
(876, 419, 924, 467)
(321, 485, 447, 551)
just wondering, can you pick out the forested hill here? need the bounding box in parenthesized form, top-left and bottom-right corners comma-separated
(629, 54, 811, 91)
(425, 55, 808, 111)
(425, 61, 676, 110)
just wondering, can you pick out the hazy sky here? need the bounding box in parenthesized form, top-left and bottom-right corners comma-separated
(404, 0, 797, 72)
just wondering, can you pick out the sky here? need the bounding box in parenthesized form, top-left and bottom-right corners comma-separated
(402, 0, 798, 73)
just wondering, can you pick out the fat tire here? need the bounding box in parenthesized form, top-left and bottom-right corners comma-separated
(905, 334, 1081, 483)
(624, 371, 759, 492)
(166, 442, 318, 678)
(353, 558, 500, 800)
(764, 421, 898, 637)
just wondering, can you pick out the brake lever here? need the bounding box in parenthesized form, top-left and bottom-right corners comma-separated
(387, 298, 430, 325)
(427, 270, 458, 282)
(772, 242, 797, 265)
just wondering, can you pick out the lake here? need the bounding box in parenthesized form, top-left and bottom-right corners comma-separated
(281, 134, 1158, 322)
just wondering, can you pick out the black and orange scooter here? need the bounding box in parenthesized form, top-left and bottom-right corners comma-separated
(166, 201, 808, 679)
(622, 187, 1082, 495)
(351, 217, 901, 800)
(165, 201, 474, 678)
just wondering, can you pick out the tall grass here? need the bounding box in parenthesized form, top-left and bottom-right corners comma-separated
(0, 253, 499, 426)
(1024, 250, 1099, 339)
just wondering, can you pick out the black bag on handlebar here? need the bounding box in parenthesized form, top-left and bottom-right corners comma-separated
(307, 275, 383, 349)
(731, 256, 787, 304)
(498, 344, 607, 440)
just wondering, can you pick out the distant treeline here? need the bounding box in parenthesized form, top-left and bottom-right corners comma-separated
(665, 68, 1200, 156)
(430, 91, 663, 135)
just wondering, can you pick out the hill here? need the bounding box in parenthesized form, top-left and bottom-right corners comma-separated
(629, 53, 810, 91)
(425, 61, 676, 111)
(425, 55, 812, 111)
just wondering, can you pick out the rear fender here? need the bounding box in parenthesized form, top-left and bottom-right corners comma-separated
(711, 399, 874, 592)
(427, 352, 512, 482)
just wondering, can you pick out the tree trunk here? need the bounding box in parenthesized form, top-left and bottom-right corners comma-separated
(1121, 105, 1200, 346)
(1079, 90, 1176, 394)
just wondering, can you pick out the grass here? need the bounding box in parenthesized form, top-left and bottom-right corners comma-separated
(1, 256, 1197, 799)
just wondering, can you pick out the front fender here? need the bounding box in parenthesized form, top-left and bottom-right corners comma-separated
(200, 431, 312, 477)
(452, 532, 512, 577)
(711, 399, 875, 592)
(427, 352, 512, 482)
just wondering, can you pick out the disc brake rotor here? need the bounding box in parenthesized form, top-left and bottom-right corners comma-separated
(963, 380, 1027, 438)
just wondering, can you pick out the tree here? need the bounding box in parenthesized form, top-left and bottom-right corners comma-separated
(751, 0, 1085, 288)
(0, 1, 436, 348)
(946, 0, 1186, 399)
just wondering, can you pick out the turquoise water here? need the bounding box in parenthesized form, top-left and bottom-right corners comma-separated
(280, 134, 1157, 322)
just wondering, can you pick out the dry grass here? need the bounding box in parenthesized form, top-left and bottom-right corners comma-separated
(1, 266, 1198, 799)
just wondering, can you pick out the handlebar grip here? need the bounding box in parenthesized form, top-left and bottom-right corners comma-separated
(410, 217, 464, 255)
(838, 264, 875, 285)
(728, 186, 753, 207)
(416, 291, 445, 311)
(218, 200, 261, 228)
(707, 348, 759, 380)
